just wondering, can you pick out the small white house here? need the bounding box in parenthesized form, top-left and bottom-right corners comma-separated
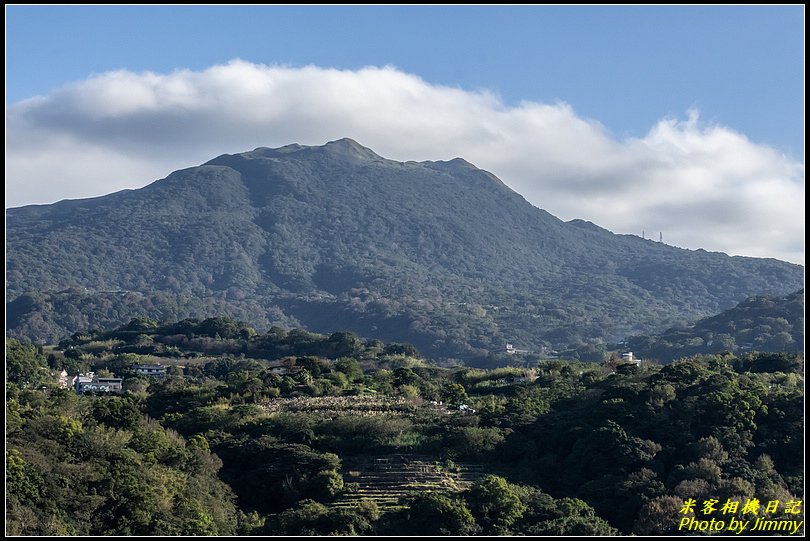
(621, 352, 642, 366)
(506, 343, 529, 355)
(134, 364, 167, 378)
(72, 372, 123, 394)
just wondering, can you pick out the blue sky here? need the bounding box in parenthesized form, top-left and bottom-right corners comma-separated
(5, 6, 805, 262)
(7, 5, 804, 155)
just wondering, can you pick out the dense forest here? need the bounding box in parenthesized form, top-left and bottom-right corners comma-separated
(623, 290, 804, 363)
(7, 140, 803, 359)
(7, 317, 804, 535)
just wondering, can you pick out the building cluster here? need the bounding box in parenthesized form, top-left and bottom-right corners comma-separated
(70, 372, 123, 394)
(57, 363, 168, 395)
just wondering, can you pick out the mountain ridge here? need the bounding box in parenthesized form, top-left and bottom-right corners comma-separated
(6, 139, 803, 359)
(622, 289, 804, 362)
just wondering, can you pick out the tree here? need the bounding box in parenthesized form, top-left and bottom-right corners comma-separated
(401, 492, 478, 535)
(442, 383, 469, 406)
(334, 358, 364, 382)
(467, 475, 526, 534)
(91, 397, 142, 429)
(125, 316, 159, 332)
(634, 495, 684, 535)
(6, 339, 51, 387)
(199, 317, 240, 339)
(531, 497, 617, 535)
(273, 499, 331, 535)
(296, 357, 327, 378)
(335, 500, 380, 535)
(308, 470, 344, 499)
(449, 427, 504, 459)
(384, 343, 420, 357)
(327, 332, 363, 358)
(393, 367, 419, 387)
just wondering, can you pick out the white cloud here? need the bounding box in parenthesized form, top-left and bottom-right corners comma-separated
(6, 60, 804, 263)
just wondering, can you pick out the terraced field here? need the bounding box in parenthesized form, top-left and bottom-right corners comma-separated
(261, 395, 426, 417)
(333, 455, 488, 510)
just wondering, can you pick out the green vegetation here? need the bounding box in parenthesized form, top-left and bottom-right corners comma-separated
(7, 392, 240, 535)
(6, 317, 804, 535)
(623, 290, 804, 362)
(7, 140, 803, 360)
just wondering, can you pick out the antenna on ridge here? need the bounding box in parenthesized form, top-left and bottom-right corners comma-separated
(642, 230, 645, 239)
(659, 232, 663, 243)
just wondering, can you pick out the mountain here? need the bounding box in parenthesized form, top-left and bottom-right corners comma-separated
(6, 138, 804, 359)
(622, 289, 804, 363)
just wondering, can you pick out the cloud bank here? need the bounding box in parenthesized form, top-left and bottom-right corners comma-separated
(6, 60, 804, 263)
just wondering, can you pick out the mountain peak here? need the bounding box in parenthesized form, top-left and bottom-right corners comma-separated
(567, 219, 611, 234)
(208, 138, 383, 165)
(322, 138, 382, 161)
(6, 140, 804, 359)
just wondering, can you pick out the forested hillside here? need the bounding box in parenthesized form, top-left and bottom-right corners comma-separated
(7, 139, 803, 359)
(623, 290, 804, 362)
(7, 318, 804, 535)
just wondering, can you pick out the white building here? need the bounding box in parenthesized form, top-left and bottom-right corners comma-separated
(621, 352, 642, 366)
(506, 343, 529, 355)
(72, 372, 123, 394)
(134, 364, 167, 378)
